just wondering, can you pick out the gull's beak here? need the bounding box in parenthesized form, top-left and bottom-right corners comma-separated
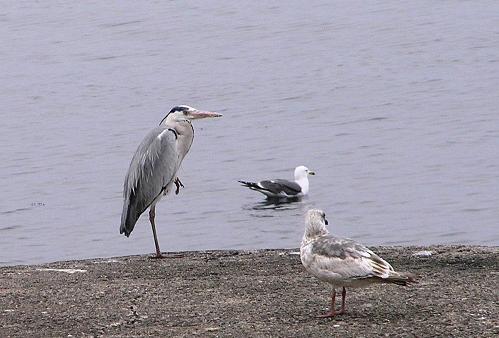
(308, 170, 316, 176)
(188, 110, 223, 120)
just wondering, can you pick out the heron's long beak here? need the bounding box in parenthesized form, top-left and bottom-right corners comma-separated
(308, 170, 316, 176)
(189, 110, 223, 119)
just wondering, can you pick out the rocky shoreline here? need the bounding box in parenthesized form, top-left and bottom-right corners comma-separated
(0, 246, 497, 337)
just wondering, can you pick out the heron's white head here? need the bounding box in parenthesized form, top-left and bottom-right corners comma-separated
(160, 105, 222, 125)
(294, 166, 315, 180)
(304, 209, 329, 240)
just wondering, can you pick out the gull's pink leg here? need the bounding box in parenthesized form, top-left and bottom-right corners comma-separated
(338, 287, 347, 314)
(316, 290, 337, 318)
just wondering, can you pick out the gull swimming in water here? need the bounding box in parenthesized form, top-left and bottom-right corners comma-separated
(238, 166, 315, 199)
(300, 209, 417, 317)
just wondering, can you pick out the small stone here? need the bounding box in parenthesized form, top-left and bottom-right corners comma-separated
(412, 250, 433, 257)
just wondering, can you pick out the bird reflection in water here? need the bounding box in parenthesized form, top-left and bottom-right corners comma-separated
(246, 196, 304, 212)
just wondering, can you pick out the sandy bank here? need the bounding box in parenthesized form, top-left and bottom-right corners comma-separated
(0, 246, 497, 337)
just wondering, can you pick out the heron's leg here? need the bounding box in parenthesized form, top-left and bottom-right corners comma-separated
(338, 287, 347, 314)
(174, 177, 184, 195)
(316, 289, 337, 318)
(149, 205, 164, 258)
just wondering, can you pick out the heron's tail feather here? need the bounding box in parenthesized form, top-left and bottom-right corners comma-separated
(120, 196, 140, 237)
(384, 271, 418, 286)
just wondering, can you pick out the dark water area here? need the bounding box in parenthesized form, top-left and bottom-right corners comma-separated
(1, 1, 498, 265)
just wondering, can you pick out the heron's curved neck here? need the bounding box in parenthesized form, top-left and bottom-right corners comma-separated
(165, 120, 194, 160)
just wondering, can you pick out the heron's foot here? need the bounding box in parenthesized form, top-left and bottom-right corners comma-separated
(315, 310, 344, 318)
(148, 253, 183, 259)
(174, 177, 184, 195)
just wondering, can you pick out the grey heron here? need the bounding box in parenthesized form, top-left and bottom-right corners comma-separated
(300, 209, 417, 317)
(238, 166, 315, 199)
(120, 105, 222, 258)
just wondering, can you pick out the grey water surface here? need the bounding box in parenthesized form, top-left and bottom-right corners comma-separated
(1, 1, 498, 266)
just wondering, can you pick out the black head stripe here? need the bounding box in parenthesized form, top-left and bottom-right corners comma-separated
(160, 106, 190, 125)
(159, 113, 169, 125)
(169, 106, 190, 113)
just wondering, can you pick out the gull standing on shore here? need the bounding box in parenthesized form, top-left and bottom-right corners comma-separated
(120, 105, 222, 258)
(300, 209, 417, 317)
(238, 166, 315, 199)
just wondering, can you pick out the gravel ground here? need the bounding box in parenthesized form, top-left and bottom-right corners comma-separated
(0, 246, 497, 337)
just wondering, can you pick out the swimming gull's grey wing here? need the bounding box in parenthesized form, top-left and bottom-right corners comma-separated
(259, 179, 302, 196)
(238, 179, 302, 198)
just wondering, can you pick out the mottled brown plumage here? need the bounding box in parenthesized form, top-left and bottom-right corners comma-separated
(301, 209, 417, 317)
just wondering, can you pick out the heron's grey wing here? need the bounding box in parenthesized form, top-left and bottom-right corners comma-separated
(120, 127, 178, 236)
(259, 179, 302, 196)
(308, 236, 395, 280)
